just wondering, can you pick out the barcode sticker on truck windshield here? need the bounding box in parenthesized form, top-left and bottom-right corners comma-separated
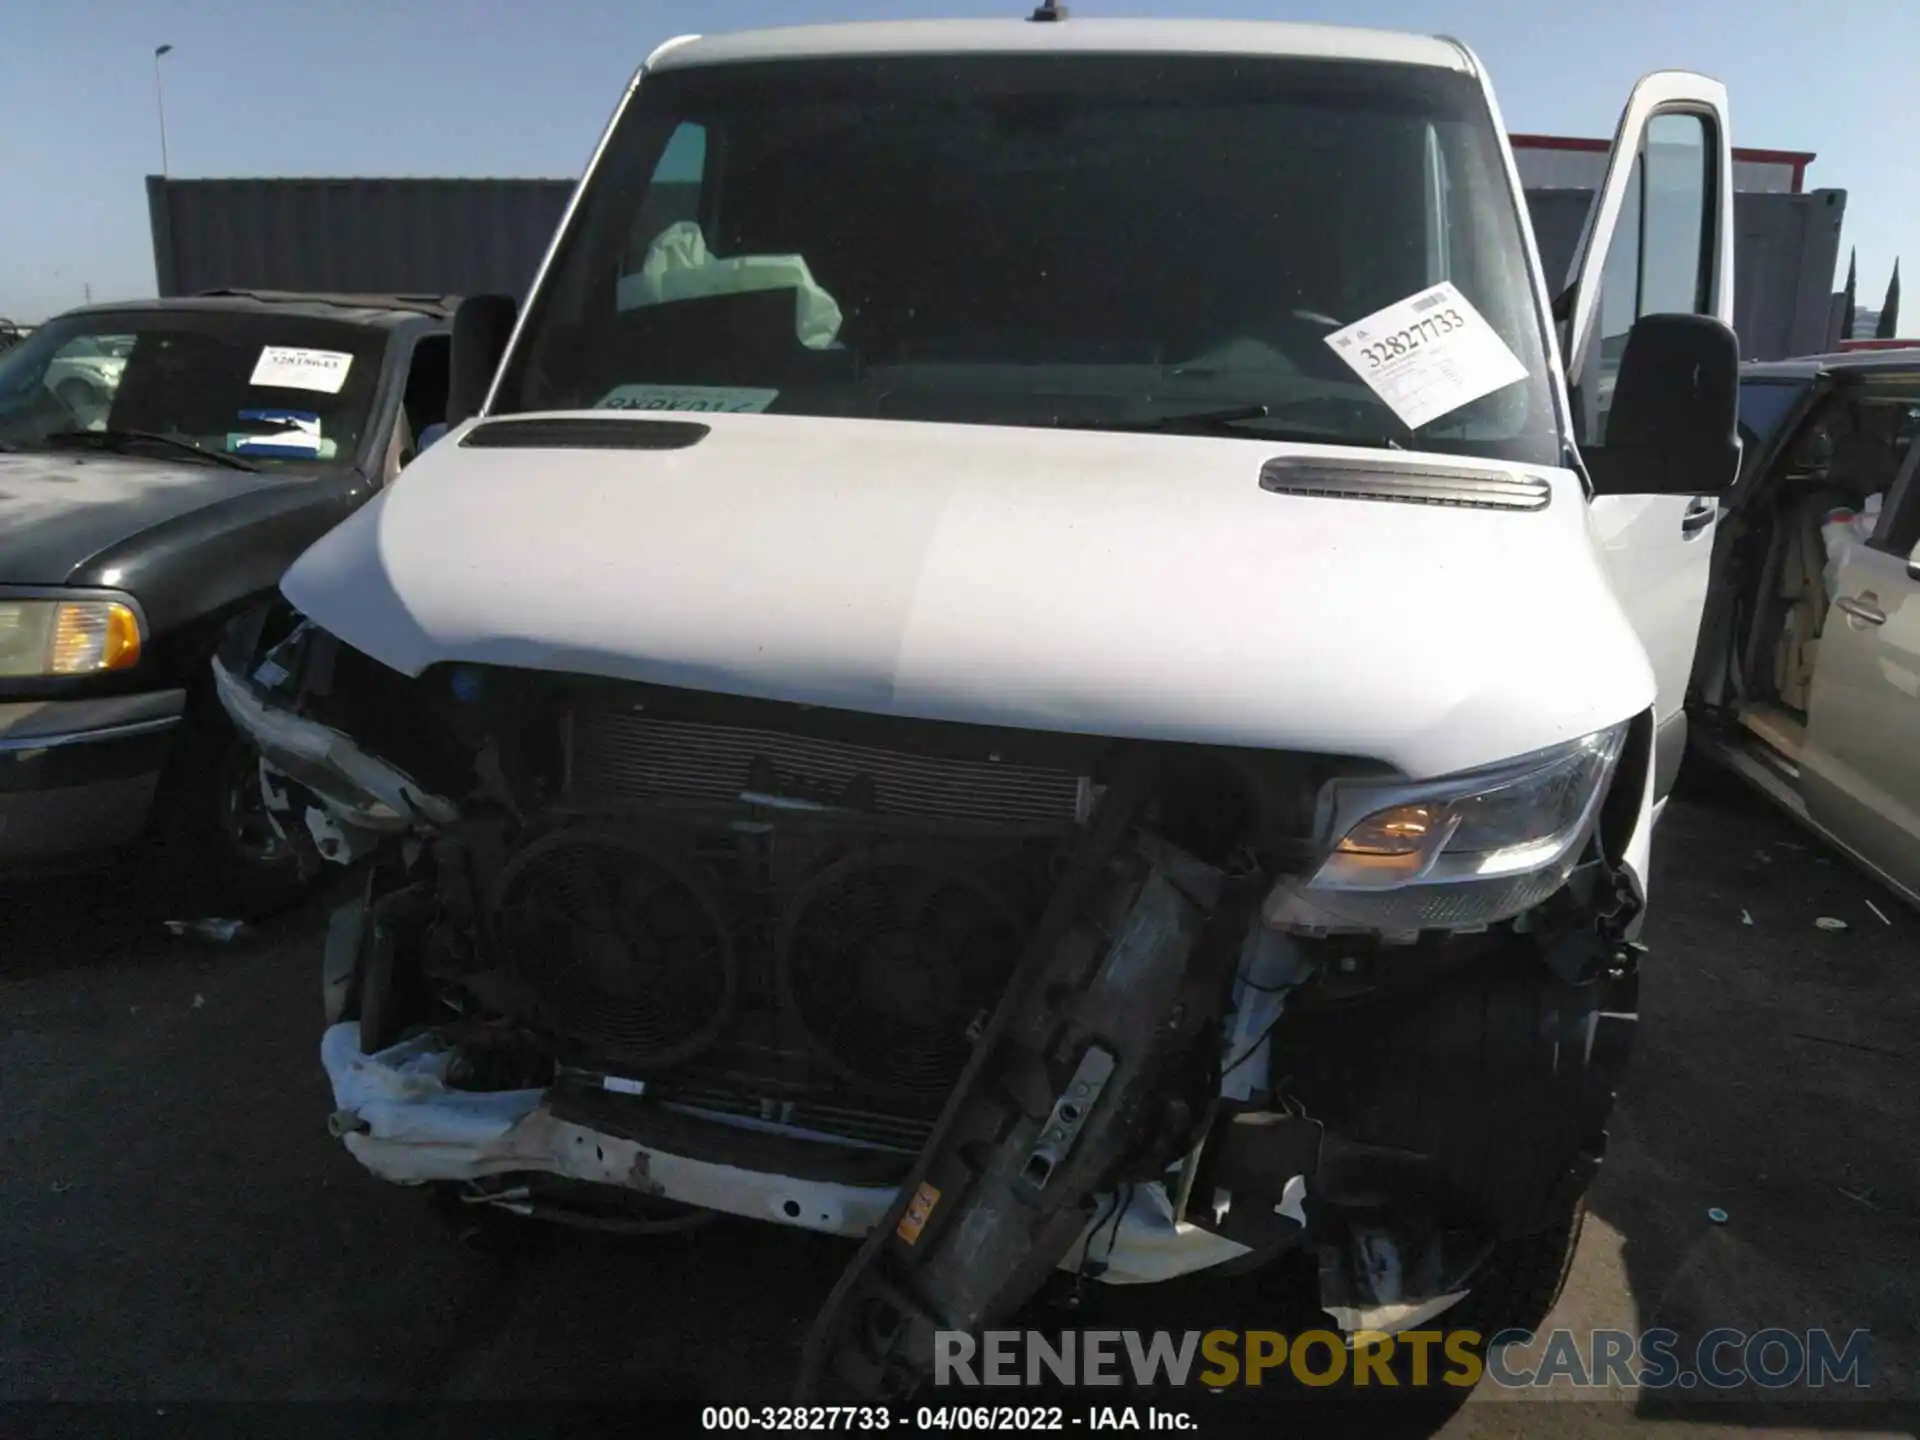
(250, 346, 354, 394)
(596, 384, 778, 414)
(1323, 283, 1527, 431)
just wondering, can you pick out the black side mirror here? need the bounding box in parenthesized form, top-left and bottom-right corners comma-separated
(445, 294, 519, 428)
(1583, 313, 1741, 497)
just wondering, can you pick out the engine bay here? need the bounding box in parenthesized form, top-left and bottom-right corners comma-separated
(227, 615, 1357, 1167)
(213, 609, 1650, 1399)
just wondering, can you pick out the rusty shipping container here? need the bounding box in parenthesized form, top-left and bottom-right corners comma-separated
(146, 176, 576, 300)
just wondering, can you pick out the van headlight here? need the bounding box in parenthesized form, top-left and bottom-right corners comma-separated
(1264, 723, 1629, 936)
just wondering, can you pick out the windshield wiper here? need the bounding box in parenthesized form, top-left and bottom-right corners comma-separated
(42, 428, 259, 472)
(1058, 405, 1406, 449)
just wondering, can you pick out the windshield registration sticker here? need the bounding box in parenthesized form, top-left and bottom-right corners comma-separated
(231, 408, 323, 457)
(1323, 283, 1527, 431)
(250, 346, 354, 394)
(596, 384, 778, 414)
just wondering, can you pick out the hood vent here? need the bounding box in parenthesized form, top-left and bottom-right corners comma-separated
(1259, 456, 1551, 511)
(462, 417, 711, 450)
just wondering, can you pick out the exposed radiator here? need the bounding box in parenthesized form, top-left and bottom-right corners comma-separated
(660, 1083, 938, 1154)
(569, 711, 1086, 827)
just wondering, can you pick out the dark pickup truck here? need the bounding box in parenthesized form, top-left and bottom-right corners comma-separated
(0, 290, 455, 907)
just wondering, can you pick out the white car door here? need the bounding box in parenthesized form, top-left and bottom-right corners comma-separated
(1560, 74, 1736, 802)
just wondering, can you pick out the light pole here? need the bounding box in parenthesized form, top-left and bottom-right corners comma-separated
(154, 44, 174, 176)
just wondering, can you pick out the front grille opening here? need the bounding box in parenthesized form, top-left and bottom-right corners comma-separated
(569, 710, 1089, 827)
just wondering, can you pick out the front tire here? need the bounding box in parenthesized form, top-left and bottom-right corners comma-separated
(1448, 1196, 1587, 1338)
(158, 701, 310, 919)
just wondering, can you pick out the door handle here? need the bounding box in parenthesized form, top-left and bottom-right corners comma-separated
(1680, 496, 1717, 538)
(1835, 593, 1887, 627)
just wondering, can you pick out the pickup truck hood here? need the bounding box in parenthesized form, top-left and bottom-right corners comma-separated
(0, 449, 298, 586)
(282, 413, 1655, 780)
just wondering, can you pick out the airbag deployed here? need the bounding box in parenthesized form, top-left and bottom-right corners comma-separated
(615, 221, 844, 350)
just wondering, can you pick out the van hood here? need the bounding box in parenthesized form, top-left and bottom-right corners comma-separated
(281, 413, 1654, 780)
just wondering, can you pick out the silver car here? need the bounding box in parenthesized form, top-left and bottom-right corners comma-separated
(1688, 347, 1920, 907)
(43, 333, 132, 422)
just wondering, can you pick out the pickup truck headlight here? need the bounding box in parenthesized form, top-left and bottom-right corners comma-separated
(0, 598, 143, 677)
(1264, 723, 1629, 936)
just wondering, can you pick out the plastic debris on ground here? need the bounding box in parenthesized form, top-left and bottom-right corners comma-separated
(1815, 916, 1850, 932)
(1741, 909, 1754, 926)
(1707, 1207, 1729, 1225)
(163, 919, 247, 942)
(1864, 899, 1891, 926)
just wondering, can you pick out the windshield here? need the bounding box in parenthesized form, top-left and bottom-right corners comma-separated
(493, 54, 1560, 464)
(0, 309, 387, 467)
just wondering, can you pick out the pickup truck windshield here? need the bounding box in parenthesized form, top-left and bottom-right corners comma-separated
(0, 310, 386, 468)
(493, 53, 1561, 465)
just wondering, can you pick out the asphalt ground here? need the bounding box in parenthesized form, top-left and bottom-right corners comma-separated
(2, 772, 1915, 1438)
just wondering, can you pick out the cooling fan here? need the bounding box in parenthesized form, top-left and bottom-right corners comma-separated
(776, 848, 1025, 1095)
(487, 829, 737, 1069)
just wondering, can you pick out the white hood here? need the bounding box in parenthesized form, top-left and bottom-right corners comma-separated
(281, 413, 1654, 780)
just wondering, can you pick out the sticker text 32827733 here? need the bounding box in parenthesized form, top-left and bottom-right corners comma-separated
(1324, 281, 1529, 432)
(1353, 301, 1469, 371)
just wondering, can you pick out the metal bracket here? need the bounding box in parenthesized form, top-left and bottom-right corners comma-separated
(1021, 1045, 1115, 1189)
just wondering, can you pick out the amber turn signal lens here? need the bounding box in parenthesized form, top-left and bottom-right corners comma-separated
(49, 600, 143, 674)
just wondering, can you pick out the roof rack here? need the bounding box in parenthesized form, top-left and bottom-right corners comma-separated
(191, 289, 459, 316)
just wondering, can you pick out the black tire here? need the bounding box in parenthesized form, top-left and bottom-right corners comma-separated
(157, 697, 311, 920)
(1447, 1196, 1588, 1339)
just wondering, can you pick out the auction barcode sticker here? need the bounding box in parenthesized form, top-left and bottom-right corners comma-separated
(250, 346, 354, 395)
(1323, 282, 1527, 431)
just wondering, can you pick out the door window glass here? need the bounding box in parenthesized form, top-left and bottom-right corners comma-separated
(1736, 377, 1810, 474)
(1640, 114, 1712, 316)
(1580, 112, 1714, 444)
(1869, 401, 1920, 558)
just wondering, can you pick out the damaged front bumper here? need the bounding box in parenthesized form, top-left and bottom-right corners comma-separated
(212, 653, 458, 839)
(321, 1023, 1250, 1285)
(213, 630, 1649, 1401)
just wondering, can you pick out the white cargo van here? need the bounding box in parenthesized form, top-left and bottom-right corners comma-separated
(214, 15, 1740, 1399)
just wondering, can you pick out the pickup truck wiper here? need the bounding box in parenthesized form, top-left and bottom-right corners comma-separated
(1060, 405, 1407, 449)
(43, 428, 259, 472)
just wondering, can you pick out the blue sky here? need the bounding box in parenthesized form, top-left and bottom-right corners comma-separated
(3, 0, 1912, 322)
